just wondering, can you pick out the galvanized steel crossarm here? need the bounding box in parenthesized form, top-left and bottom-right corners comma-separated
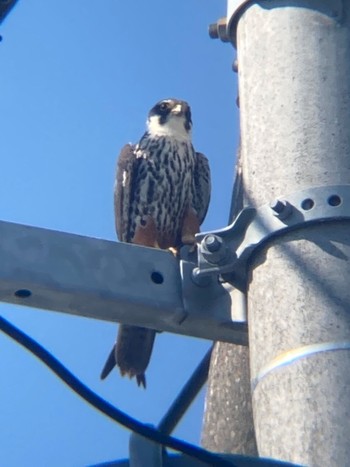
(0, 220, 246, 344)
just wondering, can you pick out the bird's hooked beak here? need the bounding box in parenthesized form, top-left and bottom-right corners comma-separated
(171, 103, 185, 116)
(170, 101, 192, 132)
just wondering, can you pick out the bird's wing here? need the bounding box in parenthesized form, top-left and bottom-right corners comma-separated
(114, 144, 138, 242)
(193, 152, 211, 226)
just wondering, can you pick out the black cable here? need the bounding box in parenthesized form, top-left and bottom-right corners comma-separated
(0, 0, 19, 23)
(158, 346, 212, 435)
(0, 315, 237, 467)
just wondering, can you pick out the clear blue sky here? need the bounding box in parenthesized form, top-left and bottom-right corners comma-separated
(0, 2, 239, 465)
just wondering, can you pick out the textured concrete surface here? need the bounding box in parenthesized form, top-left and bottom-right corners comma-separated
(201, 342, 258, 456)
(237, 1, 350, 465)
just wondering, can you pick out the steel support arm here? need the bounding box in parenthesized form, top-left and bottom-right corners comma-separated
(0, 220, 247, 345)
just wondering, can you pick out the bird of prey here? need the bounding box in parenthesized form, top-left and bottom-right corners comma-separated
(100, 98, 211, 388)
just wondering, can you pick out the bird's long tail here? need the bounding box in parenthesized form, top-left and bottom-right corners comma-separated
(100, 324, 156, 388)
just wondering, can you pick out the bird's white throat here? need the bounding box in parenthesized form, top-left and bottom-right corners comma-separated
(147, 114, 192, 142)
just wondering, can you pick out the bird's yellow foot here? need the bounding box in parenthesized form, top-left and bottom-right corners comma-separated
(168, 247, 179, 257)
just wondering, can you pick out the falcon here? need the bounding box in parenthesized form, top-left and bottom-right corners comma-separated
(100, 98, 211, 388)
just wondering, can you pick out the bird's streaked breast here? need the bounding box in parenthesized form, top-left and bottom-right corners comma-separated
(126, 135, 196, 247)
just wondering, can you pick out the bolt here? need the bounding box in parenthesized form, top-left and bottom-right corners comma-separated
(208, 23, 219, 39)
(203, 234, 222, 252)
(270, 199, 292, 219)
(270, 200, 285, 214)
(192, 268, 212, 287)
(201, 234, 231, 265)
(208, 18, 229, 42)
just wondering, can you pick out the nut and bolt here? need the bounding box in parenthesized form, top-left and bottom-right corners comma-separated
(203, 234, 222, 252)
(208, 18, 229, 42)
(270, 199, 292, 220)
(201, 234, 230, 265)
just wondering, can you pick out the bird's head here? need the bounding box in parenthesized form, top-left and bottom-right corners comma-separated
(146, 99, 192, 141)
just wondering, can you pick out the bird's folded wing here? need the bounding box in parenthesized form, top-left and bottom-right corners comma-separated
(193, 152, 211, 226)
(114, 144, 138, 242)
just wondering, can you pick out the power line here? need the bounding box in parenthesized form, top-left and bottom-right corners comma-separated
(0, 315, 237, 467)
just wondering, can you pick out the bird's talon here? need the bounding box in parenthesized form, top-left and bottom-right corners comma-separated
(168, 247, 179, 257)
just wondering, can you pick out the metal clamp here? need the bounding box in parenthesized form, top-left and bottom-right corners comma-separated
(209, 1, 254, 45)
(194, 185, 350, 285)
(209, 0, 343, 46)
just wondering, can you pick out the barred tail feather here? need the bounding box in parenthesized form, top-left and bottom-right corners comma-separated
(116, 324, 156, 389)
(101, 325, 155, 388)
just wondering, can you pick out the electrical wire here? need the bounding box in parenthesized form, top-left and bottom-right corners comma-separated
(0, 315, 237, 467)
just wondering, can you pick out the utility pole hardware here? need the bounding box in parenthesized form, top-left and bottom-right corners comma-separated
(205, 0, 350, 466)
(3, 1, 349, 465)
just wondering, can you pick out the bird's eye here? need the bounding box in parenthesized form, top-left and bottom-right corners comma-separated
(159, 102, 168, 111)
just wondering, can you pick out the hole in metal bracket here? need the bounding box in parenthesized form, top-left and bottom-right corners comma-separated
(151, 271, 164, 284)
(14, 289, 32, 298)
(328, 195, 342, 207)
(301, 198, 315, 211)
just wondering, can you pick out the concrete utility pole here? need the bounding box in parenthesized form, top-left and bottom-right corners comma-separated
(203, 1, 350, 465)
(202, 154, 258, 456)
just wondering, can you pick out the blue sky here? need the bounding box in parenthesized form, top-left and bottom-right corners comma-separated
(0, 2, 239, 465)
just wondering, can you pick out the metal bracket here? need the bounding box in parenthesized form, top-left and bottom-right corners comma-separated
(209, 0, 344, 46)
(194, 185, 350, 286)
(0, 219, 247, 345)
